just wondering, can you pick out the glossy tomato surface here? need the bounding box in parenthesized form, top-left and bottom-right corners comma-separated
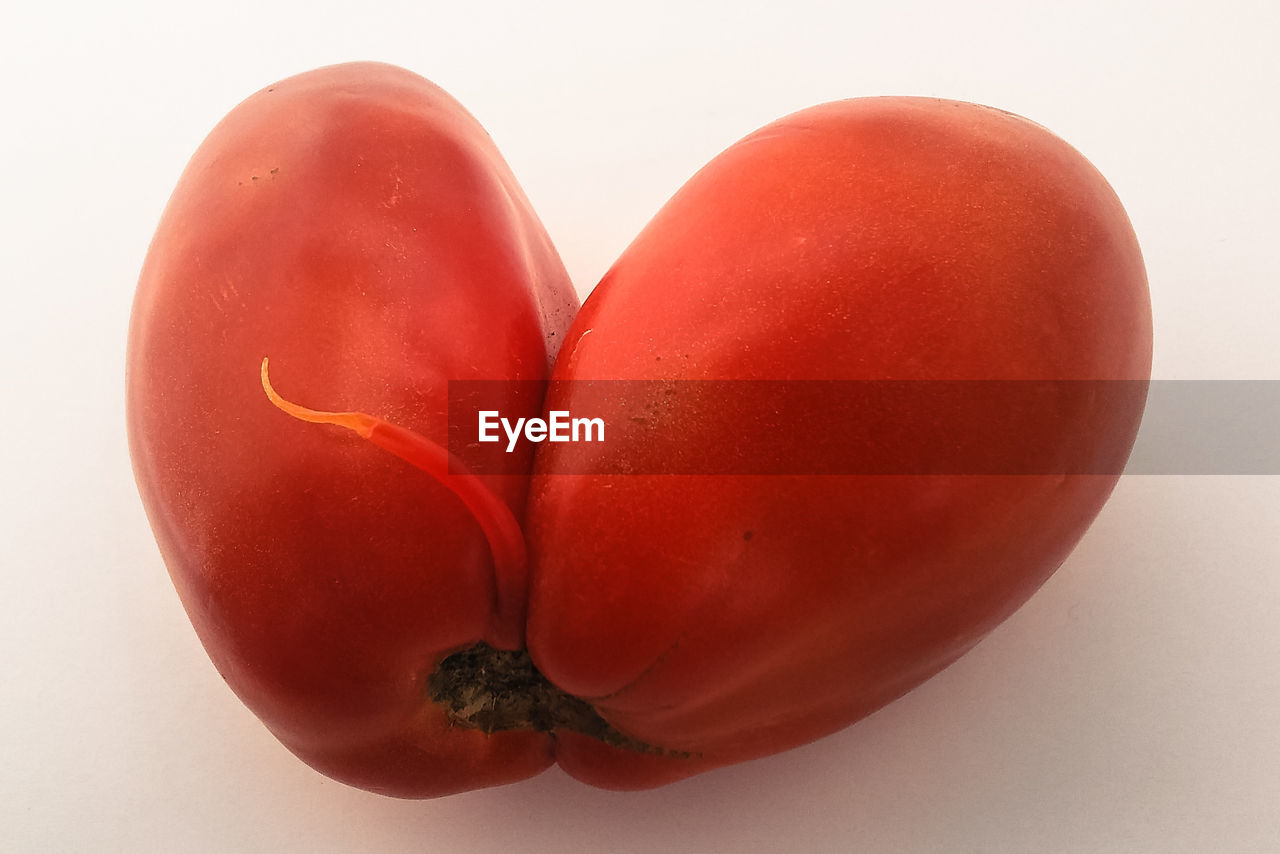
(130, 73, 1151, 798)
(528, 98, 1151, 789)
(127, 62, 578, 797)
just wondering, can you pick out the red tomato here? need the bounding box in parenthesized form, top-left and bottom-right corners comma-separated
(127, 63, 578, 796)
(129, 67, 1151, 798)
(528, 98, 1151, 789)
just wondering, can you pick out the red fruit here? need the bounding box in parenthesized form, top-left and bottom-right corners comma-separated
(129, 67, 1150, 798)
(127, 62, 577, 797)
(528, 97, 1151, 789)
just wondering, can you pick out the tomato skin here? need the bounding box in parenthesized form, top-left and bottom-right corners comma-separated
(133, 76, 1151, 798)
(528, 98, 1152, 787)
(126, 63, 576, 797)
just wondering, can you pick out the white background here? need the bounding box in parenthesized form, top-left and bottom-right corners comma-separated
(3, 1, 1278, 851)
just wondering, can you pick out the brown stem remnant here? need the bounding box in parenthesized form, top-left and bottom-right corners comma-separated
(427, 642, 692, 757)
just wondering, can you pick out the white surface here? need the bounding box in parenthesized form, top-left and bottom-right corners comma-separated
(2, 1, 1278, 851)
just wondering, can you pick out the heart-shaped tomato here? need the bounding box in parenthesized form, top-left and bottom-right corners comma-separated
(129, 65, 1150, 798)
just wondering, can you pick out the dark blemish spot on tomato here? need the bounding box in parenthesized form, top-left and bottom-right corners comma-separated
(429, 643, 692, 757)
(743, 530, 754, 541)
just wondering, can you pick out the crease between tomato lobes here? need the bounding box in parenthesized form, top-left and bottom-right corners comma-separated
(259, 357, 528, 649)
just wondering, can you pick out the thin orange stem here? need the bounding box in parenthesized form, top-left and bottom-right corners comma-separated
(260, 358, 527, 649)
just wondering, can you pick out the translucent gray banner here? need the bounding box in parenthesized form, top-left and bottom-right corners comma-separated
(446, 380, 1279, 475)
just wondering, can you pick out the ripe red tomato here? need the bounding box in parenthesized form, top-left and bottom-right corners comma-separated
(527, 97, 1151, 789)
(127, 62, 578, 796)
(128, 66, 1151, 798)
